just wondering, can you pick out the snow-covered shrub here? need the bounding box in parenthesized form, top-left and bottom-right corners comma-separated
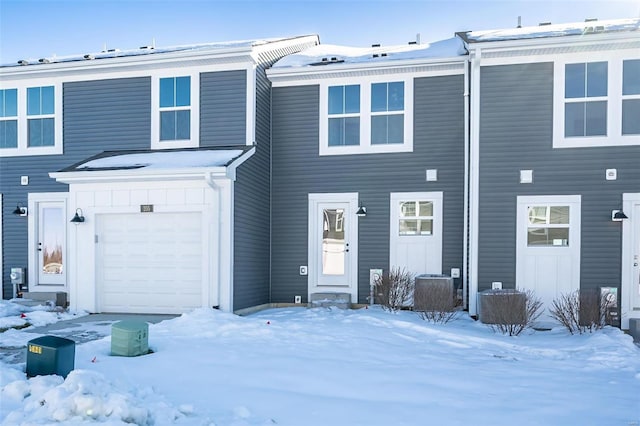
(374, 267, 414, 312)
(485, 289, 543, 336)
(414, 283, 460, 324)
(550, 289, 610, 335)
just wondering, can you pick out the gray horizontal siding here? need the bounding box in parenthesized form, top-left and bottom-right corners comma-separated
(271, 75, 465, 304)
(477, 62, 640, 293)
(200, 70, 247, 146)
(233, 65, 270, 310)
(1, 77, 151, 298)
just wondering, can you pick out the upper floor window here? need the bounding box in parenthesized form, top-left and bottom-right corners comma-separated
(622, 59, 640, 135)
(160, 76, 190, 141)
(554, 55, 640, 148)
(0, 82, 62, 157)
(27, 86, 55, 147)
(0, 89, 18, 149)
(564, 62, 607, 137)
(320, 78, 413, 155)
(151, 73, 199, 149)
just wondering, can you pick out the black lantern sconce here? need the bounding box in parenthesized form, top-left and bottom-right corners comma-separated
(356, 205, 367, 217)
(611, 210, 628, 222)
(12, 203, 27, 216)
(70, 208, 85, 224)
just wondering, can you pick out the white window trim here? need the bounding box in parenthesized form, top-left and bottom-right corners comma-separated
(319, 75, 414, 156)
(151, 71, 200, 150)
(553, 52, 640, 148)
(0, 80, 63, 157)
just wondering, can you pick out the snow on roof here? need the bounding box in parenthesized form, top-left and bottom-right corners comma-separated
(2, 36, 313, 68)
(69, 148, 246, 171)
(465, 18, 640, 43)
(272, 37, 466, 69)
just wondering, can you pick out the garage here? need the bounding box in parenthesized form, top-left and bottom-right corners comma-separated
(96, 212, 203, 314)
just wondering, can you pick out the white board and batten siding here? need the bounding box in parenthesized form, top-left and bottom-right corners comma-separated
(67, 179, 230, 314)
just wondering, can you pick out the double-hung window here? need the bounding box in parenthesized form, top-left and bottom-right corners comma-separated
(0, 89, 18, 149)
(0, 81, 62, 157)
(328, 85, 360, 146)
(320, 77, 413, 155)
(27, 86, 55, 147)
(564, 62, 607, 137)
(554, 54, 640, 148)
(622, 59, 640, 135)
(151, 72, 199, 149)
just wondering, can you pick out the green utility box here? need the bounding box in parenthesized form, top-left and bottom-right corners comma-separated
(26, 335, 75, 378)
(111, 320, 149, 357)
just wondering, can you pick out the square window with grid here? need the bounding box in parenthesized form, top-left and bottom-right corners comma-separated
(527, 205, 570, 246)
(398, 201, 433, 236)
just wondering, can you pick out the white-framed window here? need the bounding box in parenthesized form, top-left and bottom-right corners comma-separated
(553, 53, 640, 148)
(151, 72, 199, 149)
(0, 81, 63, 157)
(526, 205, 570, 247)
(398, 200, 433, 236)
(319, 76, 413, 155)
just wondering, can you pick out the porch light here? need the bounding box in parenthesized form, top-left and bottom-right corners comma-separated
(356, 205, 367, 217)
(612, 210, 628, 221)
(12, 203, 27, 216)
(70, 208, 85, 224)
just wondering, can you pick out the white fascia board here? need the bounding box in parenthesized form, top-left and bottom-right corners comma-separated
(49, 167, 229, 184)
(466, 32, 640, 63)
(1, 51, 255, 80)
(267, 56, 467, 85)
(225, 147, 256, 181)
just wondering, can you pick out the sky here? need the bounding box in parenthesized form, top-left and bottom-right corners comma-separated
(1, 0, 639, 65)
(1, 301, 640, 424)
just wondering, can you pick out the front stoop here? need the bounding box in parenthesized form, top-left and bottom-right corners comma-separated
(309, 292, 351, 309)
(19, 292, 68, 307)
(629, 318, 640, 343)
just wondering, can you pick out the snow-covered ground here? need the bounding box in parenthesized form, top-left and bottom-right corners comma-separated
(1, 300, 639, 425)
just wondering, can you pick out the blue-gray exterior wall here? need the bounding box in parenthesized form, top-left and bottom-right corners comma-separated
(200, 70, 247, 147)
(477, 62, 640, 294)
(1, 77, 151, 298)
(232, 66, 271, 310)
(271, 75, 466, 304)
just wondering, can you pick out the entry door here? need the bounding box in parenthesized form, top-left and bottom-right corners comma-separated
(516, 195, 581, 317)
(308, 193, 359, 300)
(38, 201, 66, 285)
(390, 192, 443, 275)
(630, 202, 640, 311)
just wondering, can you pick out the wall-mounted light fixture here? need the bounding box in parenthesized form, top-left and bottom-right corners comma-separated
(612, 210, 628, 221)
(12, 203, 27, 216)
(356, 205, 367, 217)
(70, 208, 85, 224)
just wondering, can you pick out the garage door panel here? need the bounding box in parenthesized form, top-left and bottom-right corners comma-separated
(97, 212, 203, 314)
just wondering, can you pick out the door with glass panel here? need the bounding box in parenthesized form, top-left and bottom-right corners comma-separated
(308, 194, 358, 301)
(516, 195, 581, 319)
(389, 192, 443, 276)
(37, 201, 66, 285)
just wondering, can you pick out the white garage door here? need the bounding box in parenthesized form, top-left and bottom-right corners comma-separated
(96, 212, 203, 314)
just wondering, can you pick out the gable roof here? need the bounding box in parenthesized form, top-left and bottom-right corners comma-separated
(462, 18, 640, 43)
(1, 35, 318, 68)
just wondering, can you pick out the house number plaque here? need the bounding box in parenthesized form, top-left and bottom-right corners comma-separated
(140, 204, 154, 213)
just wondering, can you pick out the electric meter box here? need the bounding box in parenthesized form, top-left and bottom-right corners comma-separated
(111, 320, 149, 357)
(26, 335, 75, 378)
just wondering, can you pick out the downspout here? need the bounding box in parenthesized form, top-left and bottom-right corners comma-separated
(469, 46, 482, 317)
(463, 57, 470, 310)
(206, 172, 224, 310)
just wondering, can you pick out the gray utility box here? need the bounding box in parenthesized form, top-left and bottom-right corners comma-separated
(478, 289, 526, 325)
(414, 274, 454, 311)
(600, 286, 619, 327)
(26, 335, 75, 378)
(111, 320, 149, 357)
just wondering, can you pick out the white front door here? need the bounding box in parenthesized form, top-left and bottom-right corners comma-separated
(622, 193, 640, 329)
(308, 193, 359, 302)
(516, 195, 581, 320)
(389, 192, 443, 276)
(37, 201, 67, 285)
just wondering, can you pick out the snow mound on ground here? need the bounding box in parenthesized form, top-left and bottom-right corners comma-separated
(1, 369, 183, 425)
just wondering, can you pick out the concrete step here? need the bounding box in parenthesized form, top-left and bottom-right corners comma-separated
(309, 292, 351, 309)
